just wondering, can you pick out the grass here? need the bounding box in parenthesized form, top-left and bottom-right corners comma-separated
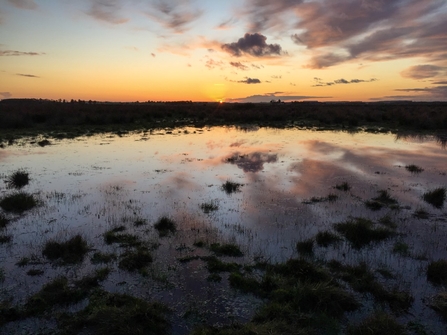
(315, 231, 341, 247)
(296, 239, 314, 255)
(59, 290, 171, 335)
(334, 218, 395, 249)
(103, 228, 142, 247)
(393, 241, 410, 256)
(210, 243, 243, 257)
(202, 256, 241, 273)
(347, 312, 406, 335)
(426, 260, 447, 285)
(118, 247, 153, 272)
(154, 216, 177, 237)
(26, 269, 44, 276)
(0, 213, 9, 229)
(413, 208, 429, 219)
(200, 201, 219, 213)
(365, 190, 398, 211)
(5, 170, 29, 189)
(91, 251, 117, 264)
(0, 192, 37, 213)
(423, 187, 446, 209)
(405, 164, 424, 174)
(335, 181, 351, 191)
(430, 291, 447, 321)
(221, 180, 242, 194)
(42, 234, 89, 264)
(0, 235, 12, 244)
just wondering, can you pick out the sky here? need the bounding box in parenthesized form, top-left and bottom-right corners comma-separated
(1, 0, 447, 102)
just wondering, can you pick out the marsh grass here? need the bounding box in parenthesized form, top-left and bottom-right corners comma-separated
(42, 234, 89, 264)
(296, 239, 314, 255)
(426, 260, 447, 285)
(315, 231, 341, 247)
(0, 235, 12, 244)
(413, 208, 429, 219)
(393, 241, 410, 256)
(430, 291, 447, 320)
(91, 251, 117, 264)
(0, 213, 8, 229)
(334, 218, 395, 249)
(118, 248, 152, 272)
(210, 243, 243, 257)
(303, 194, 338, 204)
(133, 218, 147, 227)
(335, 181, 351, 191)
(221, 180, 243, 194)
(154, 216, 177, 237)
(37, 139, 51, 147)
(200, 201, 219, 213)
(5, 170, 29, 189)
(59, 290, 171, 335)
(405, 164, 424, 174)
(202, 256, 241, 273)
(103, 228, 142, 247)
(365, 190, 398, 211)
(26, 269, 44, 276)
(423, 188, 446, 209)
(378, 214, 398, 229)
(347, 312, 406, 335)
(0, 192, 37, 213)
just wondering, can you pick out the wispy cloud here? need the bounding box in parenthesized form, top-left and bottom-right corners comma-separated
(205, 58, 224, 70)
(7, 0, 37, 10)
(371, 85, 447, 101)
(86, 0, 129, 25)
(222, 33, 284, 57)
(0, 92, 12, 98)
(229, 62, 249, 70)
(238, 77, 261, 84)
(313, 77, 377, 87)
(401, 65, 446, 79)
(0, 50, 44, 56)
(17, 73, 39, 78)
(146, 0, 202, 33)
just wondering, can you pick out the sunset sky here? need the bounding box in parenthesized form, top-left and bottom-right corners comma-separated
(1, 0, 446, 102)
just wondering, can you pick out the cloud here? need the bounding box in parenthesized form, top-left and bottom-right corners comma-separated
(371, 85, 447, 101)
(7, 0, 37, 10)
(151, 53, 156, 57)
(228, 92, 331, 103)
(224, 152, 278, 173)
(229, 62, 249, 70)
(222, 33, 284, 57)
(216, 17, 237, 30)
(313, 77, 377, 87)
(17, 73, 39, 78)
(146, 0, 202, 33)
(433, 81, 447, 85)
(0, 92, 12, 98)
(0, 50, 44, 56)
(205, 58, 224, 70)
(86, 0, 129, 24)
(238, 77, 261, 84)
(401, 64, 445, 79)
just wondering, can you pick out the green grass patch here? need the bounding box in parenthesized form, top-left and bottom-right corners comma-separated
(427, 260, 447, 285)
(393, 241, 410, 256)
(42, 234, 89, 265)
(154, 216, 177, 237)
(0, 192, 37, 214)
(210, 243, 243, 257)
(334, 217, 395, 249)
(5, 170, 29, 189)
(59, 290, 171, 335)
(118, 248, 153, 272)
(423, 188, 446, 209)
(202, 256, 241, 273)
(315, 231, 341, 247)
(91, 251, 117, 264)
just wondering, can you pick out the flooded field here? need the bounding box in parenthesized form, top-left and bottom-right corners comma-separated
(1, 126, 447, 334)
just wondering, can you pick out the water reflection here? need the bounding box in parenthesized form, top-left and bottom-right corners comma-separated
(395, 131, 447, 149)
(224, 152, 278, 173)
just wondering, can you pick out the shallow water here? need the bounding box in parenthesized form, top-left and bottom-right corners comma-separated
(1, 126, 447, 334)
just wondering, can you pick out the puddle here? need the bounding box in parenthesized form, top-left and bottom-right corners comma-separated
(1, 126, 447, 334)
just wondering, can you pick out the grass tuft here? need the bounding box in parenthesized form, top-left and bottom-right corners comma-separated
(335, 181, 351, 191)
(393, 241, 410, 256)
(334, 218, 395, 249)
(423, 188, 446, 209)
(221, 180, 242, 194)
(427, 260, 447, 285)
(210, 243, 243, 257)
(315, 231, 341, 247)
(118, 248, 153, 272)
(365, 190, 398, 211)
(5, 170, 29, 189)
(91, 251, 117, 264)
(405, 164, 424, 174)
(0, 235, 12, 244)
(0, 213, 9, 229)
(0, 192, 37, 213)
(200, 201, 219, 213)
(296, 239, 314, 255)
(430, 291, 447, 321)
(42, 234, 89, 264)
(347, 312, 406, 335)
(413, 208, 429, 219)
(154, 216, 177, 237)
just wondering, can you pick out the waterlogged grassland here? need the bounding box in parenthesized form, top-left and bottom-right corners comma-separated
(1, 126, 447, 334)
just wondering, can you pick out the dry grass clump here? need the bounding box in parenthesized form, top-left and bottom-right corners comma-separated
(423, 188, 446, 209)
(42, 234, 89, 264)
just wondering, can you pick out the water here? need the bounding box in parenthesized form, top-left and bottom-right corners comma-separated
(1, 126, 446, 334)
